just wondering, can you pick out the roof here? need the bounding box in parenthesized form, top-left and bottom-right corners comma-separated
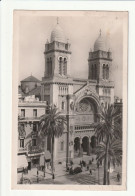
(21, 75, 41, 83)
(27, 86, 41, 96)
(50, 23, 66, 43)
(94, 30, 106, 51)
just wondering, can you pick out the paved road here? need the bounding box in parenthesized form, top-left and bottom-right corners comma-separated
(28, 165, 122, 185)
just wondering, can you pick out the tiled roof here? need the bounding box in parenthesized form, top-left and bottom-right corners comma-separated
(26, 86, 41, 96)
(51, 23, 66, 43)
(21, 75, 41, 83)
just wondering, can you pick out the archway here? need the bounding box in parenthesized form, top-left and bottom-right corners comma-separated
(82, 136, 90, 156)
(90, 136, 97, 154)
(75, 96, 99, 123)
(74, 137, 81, 158)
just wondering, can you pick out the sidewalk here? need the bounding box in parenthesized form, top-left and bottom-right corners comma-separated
(21, 162, 68, 183)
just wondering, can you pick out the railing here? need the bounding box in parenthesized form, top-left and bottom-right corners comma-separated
(18, 147, 27, 152)
(74, 124, 95, 130)
(18, 117, 41, 122)
(28, 146, 43, 154)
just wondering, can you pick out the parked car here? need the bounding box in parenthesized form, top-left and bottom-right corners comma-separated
(69, 166, 82, 175)
(73, 167, 82, 174)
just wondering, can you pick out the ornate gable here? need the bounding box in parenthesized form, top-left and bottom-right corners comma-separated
(74, 83, 99, 104)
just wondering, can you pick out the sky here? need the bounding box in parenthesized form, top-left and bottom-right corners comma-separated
(17, 11, 125, 98)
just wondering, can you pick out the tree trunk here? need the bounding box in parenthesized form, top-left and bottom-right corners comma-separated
(107, 160, 110, 185)
(51, 134, 55, 179)
(103, 137, 109, 185)
(44, 139, 46, 177)
(103, 157, 107, 185)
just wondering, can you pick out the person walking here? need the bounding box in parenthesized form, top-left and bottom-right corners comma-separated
(89, 169, 92, 175)
(117, 172, 121, 182)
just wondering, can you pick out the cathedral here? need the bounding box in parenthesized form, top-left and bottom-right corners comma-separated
(40, 19, 115, 163)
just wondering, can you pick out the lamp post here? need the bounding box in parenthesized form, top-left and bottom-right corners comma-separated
(21, 171, 24, 184)
(96, 162, 100, 185)
(44, 157, 46, 177)
(37, 166, 39, 183)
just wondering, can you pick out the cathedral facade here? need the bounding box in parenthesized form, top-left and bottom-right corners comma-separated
(41, 20, 115, 163)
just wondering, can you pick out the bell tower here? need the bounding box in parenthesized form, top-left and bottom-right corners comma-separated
(88, 30, 114, 105)
(41, 18, 73, 106)
(44, 18, 72, 79)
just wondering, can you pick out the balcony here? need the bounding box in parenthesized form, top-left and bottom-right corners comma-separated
(28, 146, 43, 156)
(31, 131, 38, 137)
(18, 147, 27, 153)
(18, 116, 41, 122)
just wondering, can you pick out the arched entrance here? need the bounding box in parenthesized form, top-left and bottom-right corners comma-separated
(74, 137, 85, 158)
(74, 137, 81, 158)
(82, 136, 90, 155)
(90, 136, 97, 154)
(74, 94, 99, 158)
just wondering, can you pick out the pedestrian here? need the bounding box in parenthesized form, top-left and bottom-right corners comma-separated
(117, 172, 121, 182)
(37, 170, 39, 176)
(70, 160, 73, 166)
(81, 163, 83, 169)
(87, 165, 89, 171)
(92, 158, 94, 162)
(89, 169, 92, 175)
(89, 160, 92, 165)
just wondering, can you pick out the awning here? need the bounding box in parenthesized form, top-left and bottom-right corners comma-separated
(26, 157, 31, 162)
(40, 155, 45, 166)
(44, 150, 51, 160)
(17, 155, 28, 168)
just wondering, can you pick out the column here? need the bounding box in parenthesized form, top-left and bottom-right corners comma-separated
(89, 137, 92, 155)
(79, 137, 83, 157)
(87, 137, 91, 156)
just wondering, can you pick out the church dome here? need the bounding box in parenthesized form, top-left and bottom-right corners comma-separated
(50, 22, 66, 43)
(94, 30, 106, 51)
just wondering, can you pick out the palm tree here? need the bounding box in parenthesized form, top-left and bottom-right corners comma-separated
(39, 105, 66, 179)
(94, 104, 122, 185)
(95, 138, 122, 184)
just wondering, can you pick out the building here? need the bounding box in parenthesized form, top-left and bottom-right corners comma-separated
(40, 20, 115, 163)
(18, 95, 46, 171)
(20, 75, 41, 95)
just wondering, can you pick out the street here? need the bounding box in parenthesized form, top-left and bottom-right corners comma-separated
(20, 162, 122, 185)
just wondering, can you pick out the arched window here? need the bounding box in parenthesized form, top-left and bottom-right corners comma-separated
(61, 101, 65, 110)
(103, 64, 106, 79)
(106, 64, 109, 79)
(94, 64, 97, 79)
(49, 58, 52, 76)
(63, 58, 67, 75)
(60, 141, 64, 151)
(47, 58, 49, 76)
(91, 64, 94, 79)
(59, 57, 62, 75)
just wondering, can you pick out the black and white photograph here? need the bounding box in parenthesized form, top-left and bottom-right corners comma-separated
(12, 10, 128, 190)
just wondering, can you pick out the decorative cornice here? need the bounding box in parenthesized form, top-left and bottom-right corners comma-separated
(44, 49, 72, 55)
(88, 57, 112, 62)
(97, 84, 114, 88)
(41, 81, 73, 85)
